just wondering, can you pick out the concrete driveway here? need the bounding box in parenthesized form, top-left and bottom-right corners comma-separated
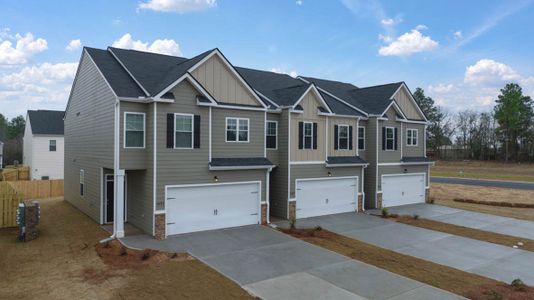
(279, 212, 534, 285)
(121, 225, 462, 300)
(431, 176, 534, 190)
(385, 203, 534, 240)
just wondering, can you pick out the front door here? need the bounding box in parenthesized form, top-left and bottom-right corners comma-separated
(105, 174, 127, 224)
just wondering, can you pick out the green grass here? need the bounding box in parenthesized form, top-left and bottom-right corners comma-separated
(431, 171, 534, 183)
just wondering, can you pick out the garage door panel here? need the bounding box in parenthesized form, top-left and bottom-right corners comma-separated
(166, 182, 260, 236)
(382, 174, 425, 207)
(296, 177, 358, 219)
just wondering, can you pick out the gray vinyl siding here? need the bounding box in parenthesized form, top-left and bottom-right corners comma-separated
(155, 81, 267, 211)
(120, 102, 150, 170)
(269, 110, 289, 219)
(402, 123, 425, 157)
(377, 165, 429, 190)
(378, 107, 402, 162)
(64, 51, 115, 223)
(125, 169, 153, 233)
(290, 164, 364, 199)
(363, 117, 378, 208)
(357, 120, 367, 161)
(266, 112, 280, 165)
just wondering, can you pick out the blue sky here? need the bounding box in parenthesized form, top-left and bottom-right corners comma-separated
(1, 0, 533, 118)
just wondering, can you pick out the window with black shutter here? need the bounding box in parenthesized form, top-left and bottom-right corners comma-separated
(337, 125, 349, 150)
(303, 122, 313, 149)
(384, 126, 395, 150)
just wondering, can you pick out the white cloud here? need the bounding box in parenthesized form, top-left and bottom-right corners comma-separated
(112, 33, 182, 56)
(296, 0, 303, 5)
(453, 30, 463, 39)
(65, 39, 82, 51)
(0, 32, 47, 64)
(428, 83, 454, 94)
(378, 34, 393, 43)
(0, 62, 78, 118)
(270, 67, 298, 78)
(378, 29, 438, 56)
(138, 0, 216, 13)
(381, 18, 394, 26)
(414, 24, 428, 31)
(464, 59, 520, 85)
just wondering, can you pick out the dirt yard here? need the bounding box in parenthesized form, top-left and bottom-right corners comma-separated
(0, 198, 254, 300)
(431, 160, 534, 182)
(281, 227, 534, 300)
(431, 183, 534, 221)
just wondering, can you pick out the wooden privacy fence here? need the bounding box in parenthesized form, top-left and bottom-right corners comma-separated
(0, 166, 30, 181)
(7, 180, 64, 200)
(0, 182, 23, 228)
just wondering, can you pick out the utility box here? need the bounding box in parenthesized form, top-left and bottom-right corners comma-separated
(16, 201, 40, 242)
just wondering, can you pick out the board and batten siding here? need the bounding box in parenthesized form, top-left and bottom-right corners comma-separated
(155, 81, 267, 211)
(363, 117, 378, 208)
(269, 111, 289, 218)
(402, 123, 425, 157)
(211, 108, 265, 158)
(290, 164, 364, 199)
(64, 51, 115, 223)
(393, 86, 424, 120)
(290, 91, 326, 161)
(328, 117, 357, 157)
(377, 165, 429, 190)
(378, 107, 402, 163)
(190, 54, 259, 106)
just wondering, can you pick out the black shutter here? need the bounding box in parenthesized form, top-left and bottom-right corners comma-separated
(167, 113, 174, 148)
(382, 127, 386, 150)
(298, 122, 303, 149)
(394, 127, 398, 150)
(334, 125, 339, 150)
(193, 115, 201, 148)
(312, 123, 318, 149)
(349, 126, 353, 150)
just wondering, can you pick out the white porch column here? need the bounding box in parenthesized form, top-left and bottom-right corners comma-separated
(114, 169, 125, 238)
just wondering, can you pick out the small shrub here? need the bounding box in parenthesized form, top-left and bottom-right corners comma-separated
(413, 214, 419, 220)
(314, 225, 322, 231)
(511, 278, 526, 291)
(381, 208, 389, 218)
(484, 289, 503, 300)
(289, 216, 296, 229)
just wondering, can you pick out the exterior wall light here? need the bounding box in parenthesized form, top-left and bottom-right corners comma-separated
(327, 171, 332, 177)
(214, 176, 219, 182)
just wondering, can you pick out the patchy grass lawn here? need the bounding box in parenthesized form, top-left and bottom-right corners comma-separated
(392, 215, 534, 252)
(0, 198, 254, 300)
(431, 183, 534, 221)
(281, 227, 534, 300)
(431, 160, 534, 182)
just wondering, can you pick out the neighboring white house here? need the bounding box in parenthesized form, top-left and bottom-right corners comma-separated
(23, 110, 65, 180)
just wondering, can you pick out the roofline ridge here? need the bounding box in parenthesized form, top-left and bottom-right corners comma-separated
(354, 81, 404, 91)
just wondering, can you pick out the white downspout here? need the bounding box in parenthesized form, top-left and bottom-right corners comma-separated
(114, 99, 125, 238)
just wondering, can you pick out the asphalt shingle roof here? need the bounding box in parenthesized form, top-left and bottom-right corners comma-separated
(401, 157, 434, 163)
(28, 110, 64, 135)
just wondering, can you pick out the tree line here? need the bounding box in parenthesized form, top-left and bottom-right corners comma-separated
(414, 83, 534, 162)
(0, 114, 26, 167)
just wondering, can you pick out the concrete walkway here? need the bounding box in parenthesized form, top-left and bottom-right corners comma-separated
(385, 203, 534, 240)
(121, 225, 463, 300)
(431, 176, 534, 190)
(277, 212, 534, 285)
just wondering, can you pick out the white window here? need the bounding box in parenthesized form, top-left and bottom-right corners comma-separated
(49, 140, 56, 152)
(303, 122, 313, 149)
(385, 127, 395, 150)
(226, 118, 249, 142)
(266, 121, 277, 149)
(407, 129, 418, 146)
(124, 112, 145, 148)
(358, 127, 365, 150)
(338, 125, 349, 150)
(80, 169, 84, 197)
(175, 113, 193, 149)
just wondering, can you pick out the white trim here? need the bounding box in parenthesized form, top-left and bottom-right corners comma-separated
(381, 100, 407, 120)
(173, 113, 194, 149)
(225, 117, 250, 143)
(424, 124, 427, 157)
(100, 167, 104, 224)
(356, 119, 359, 156)
(361, 167, 365, 211)
(123, 112, 146, 149)
(266, 120, 278, 150)
(337, 124, 350, 151)
(400, 122, 403, 158)
(375, 118, 379, 208)
(378, 161, 434, 166)
(325, 116, 329, 161)
(290, 160, 325, 165)
(396, 118, 430, 125)
(152, 102, 157, 236)
(384, 126, 395, 151)
(297, 77, 369, 117)
(185, 49, 267, 108)
(209, 107, 212, 162)
(318, 112, 364, 119)
(198, 102, 267, 111)
(108, 48, 150, 96)
(391, 83, 428, 122)
(264, 112, 267, 156)
(266, 170, 271, 223)
(154, 209, 165, 215)
(164, 180, 262, 238)
(209, 165, 274, 171)
(325, 163, 369, 168)
(292, 84, 333, 113)
(155, 72, 217, 103)
(287, 112, 291, 219)
(406, 128, 418, 147)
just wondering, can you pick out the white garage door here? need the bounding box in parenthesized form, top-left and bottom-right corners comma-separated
(166, 182, 260, 236)
(296, 177, 358, 219)
(382, 173, 425, 207)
